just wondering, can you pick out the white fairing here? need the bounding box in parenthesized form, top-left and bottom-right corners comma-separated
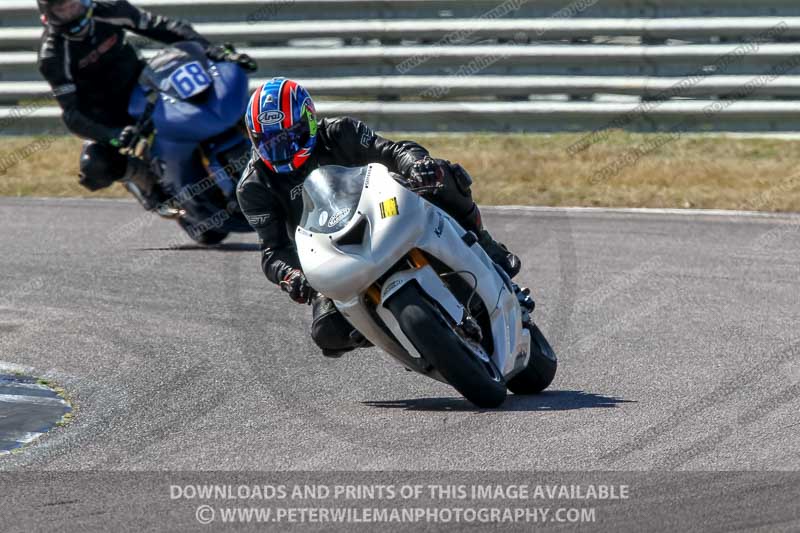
(295, 164, 530, 381)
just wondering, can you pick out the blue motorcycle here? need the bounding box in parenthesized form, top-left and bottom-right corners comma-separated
(126, 41, 253, 245)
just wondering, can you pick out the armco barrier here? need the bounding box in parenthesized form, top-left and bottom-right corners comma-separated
(1, 1, 799, 133)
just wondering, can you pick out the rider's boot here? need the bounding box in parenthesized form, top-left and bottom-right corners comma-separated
(458, 203, 521, 279)
(123, 179, 168, 211)
(425, 162, 521, 278)
(123, 157, 180, 218)
(321, 331, 373, 358)
(312, 294, 373, 358)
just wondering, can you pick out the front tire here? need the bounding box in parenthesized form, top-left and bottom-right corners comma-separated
(387, 283, 507, 408)
(506, 323, 557, 394)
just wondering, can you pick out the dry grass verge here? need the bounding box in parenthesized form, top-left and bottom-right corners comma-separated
(2, 132, 799, 211)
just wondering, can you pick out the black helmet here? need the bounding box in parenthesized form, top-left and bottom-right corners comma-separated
(38, 0, 93, 35)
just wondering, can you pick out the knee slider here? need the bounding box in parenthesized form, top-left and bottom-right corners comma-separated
(311, 300, 357, 351)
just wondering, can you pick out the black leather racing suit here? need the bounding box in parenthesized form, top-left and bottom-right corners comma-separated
(37, 0, 209, 189)
(237, 117, 482, 354)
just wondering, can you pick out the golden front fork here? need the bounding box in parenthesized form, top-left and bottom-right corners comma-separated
(408, 248, 429, 268)
(365, 249, 429, 305)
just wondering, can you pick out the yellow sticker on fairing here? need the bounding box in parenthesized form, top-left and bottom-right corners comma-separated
(379, 197, 399, 218)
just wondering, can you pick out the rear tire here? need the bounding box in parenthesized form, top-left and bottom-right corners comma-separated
(506, 323, 557, 394)
(178, 217, 229, 245)
(387, 283, 507, 408)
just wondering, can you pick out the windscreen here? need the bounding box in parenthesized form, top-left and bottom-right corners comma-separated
(299, 165, 367, 234)
(138, 42, 213, 100)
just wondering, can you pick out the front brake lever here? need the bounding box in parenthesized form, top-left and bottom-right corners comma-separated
(408, 183, 445, 195)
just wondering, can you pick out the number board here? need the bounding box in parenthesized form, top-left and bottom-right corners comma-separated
(168, 61, 212, 99)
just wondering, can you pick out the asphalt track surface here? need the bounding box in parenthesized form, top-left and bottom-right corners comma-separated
(1, 197, 799, 531)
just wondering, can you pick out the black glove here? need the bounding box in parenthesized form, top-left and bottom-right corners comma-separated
(280, 269, 313, 304)
(110, 125, 150, 158)
(407, 157, 449, 192)
(206, 43, 258, 72)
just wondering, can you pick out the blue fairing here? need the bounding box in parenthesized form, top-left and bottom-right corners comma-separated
(128, 57, 253, 233)
(129, 61, 250, 142)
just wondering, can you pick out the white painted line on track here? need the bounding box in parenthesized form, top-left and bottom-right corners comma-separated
(0, 361, 31, 374)
(483, 205, 800, 219)
(0, 381, 53, 392)
(4, 196, 800, 219)
(0, 431, 45, 456)
(0, 394, 69, 406)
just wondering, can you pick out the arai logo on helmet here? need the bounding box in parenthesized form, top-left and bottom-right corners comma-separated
(258, 110, 285, 125)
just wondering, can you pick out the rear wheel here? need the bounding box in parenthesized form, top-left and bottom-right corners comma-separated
(506, 323, 557, 394)
(386, 283, 507, 408)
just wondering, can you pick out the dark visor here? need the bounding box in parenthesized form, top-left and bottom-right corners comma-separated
(253, 119, 310, 164)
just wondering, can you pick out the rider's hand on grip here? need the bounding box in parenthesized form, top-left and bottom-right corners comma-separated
(280, 269, 313, 304)
(206, 43, 258, 73)
(407, 157, 449, 194)
(114, 125, 151, 158)
(113, 125, 138, 152)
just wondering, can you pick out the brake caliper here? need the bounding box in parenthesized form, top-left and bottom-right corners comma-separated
(458, 313, 483, 344)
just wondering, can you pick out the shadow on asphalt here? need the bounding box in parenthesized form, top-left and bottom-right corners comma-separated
(136, 242, 260, 252)
(362, 390, 635, 412)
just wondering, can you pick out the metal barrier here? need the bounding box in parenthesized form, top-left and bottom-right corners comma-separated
(5, 18, 800, 48)
(4, 1, 800, 23)
(1, 0, 799, 133)
(5, 100, 800, 135)
(5, 74, 800, 105)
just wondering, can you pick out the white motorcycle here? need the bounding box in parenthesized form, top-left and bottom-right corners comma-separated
(295, 164, 557, 408)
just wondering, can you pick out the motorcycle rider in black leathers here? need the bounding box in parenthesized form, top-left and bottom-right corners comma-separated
(237, 78, 521, 357)
(37, 0, 256, 208)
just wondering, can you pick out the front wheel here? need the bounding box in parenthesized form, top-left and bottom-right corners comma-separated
(386, 283, 507, 408)
(506, 323, 557, 395)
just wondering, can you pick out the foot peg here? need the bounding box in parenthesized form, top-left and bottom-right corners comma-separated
(517, 287, 536, 311)
(515, 286, 535, 312)
(155, 204, 184, 220)
(515, 285, 536, 325)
